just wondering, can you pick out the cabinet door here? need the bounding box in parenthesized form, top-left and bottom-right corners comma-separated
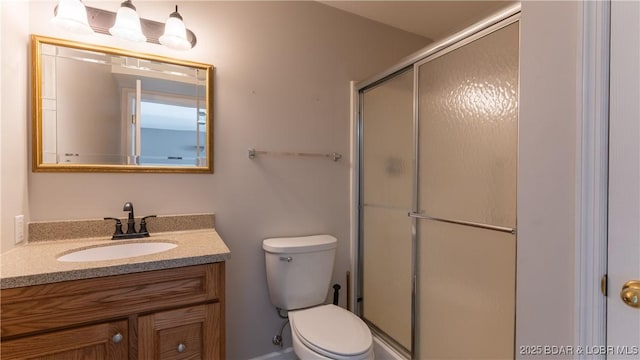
(138, 303, 221, 360)
(1, 319, 128, 360)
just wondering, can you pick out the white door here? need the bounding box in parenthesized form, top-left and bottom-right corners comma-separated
(607, 1, 640, 357)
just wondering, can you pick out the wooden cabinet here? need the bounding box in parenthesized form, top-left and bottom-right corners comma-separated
(139, 303, 221, 359)
(1, 320, 128, 360)
(1, 263, 225, 360)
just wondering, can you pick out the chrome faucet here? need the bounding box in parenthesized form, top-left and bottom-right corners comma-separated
(104, 202, 156, 240)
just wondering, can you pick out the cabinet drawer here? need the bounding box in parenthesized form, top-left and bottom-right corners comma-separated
(139, 303, 222, 360)
(1, 263, 224, 338)
(1, 319, 128, 360)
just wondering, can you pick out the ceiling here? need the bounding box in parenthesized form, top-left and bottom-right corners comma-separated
(319, 1, 517, 43)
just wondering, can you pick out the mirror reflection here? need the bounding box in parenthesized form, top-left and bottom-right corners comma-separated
(32, 35, 213, 173)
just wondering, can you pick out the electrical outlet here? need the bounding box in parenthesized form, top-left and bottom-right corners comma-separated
(14, 215, 25, 244)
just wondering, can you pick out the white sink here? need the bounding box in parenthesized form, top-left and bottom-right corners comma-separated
(57, 241, 177, 262)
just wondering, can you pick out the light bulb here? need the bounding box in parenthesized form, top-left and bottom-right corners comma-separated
(109, 0, 146, 43)
(159, 6, 192, 50)
(51, 0, 93, 35)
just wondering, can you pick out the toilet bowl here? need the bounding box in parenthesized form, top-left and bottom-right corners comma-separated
(263, 235, 374, 360)
(289, 304, 374, 360)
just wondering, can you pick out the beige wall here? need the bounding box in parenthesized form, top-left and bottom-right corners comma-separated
(1, 3, 2, 250)
(3, 1, 429, 358)
(517, 0, 579, 354)
(1, 0, 30, 253)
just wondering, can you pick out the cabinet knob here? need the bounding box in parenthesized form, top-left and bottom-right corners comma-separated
(177, 343, 186, 353)
(112, 332, 123, 344)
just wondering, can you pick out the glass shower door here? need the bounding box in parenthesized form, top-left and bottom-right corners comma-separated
(360, 68, 414, 353)
(414, 22, 519, 359)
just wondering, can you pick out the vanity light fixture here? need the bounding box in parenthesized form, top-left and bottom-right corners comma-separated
(159, 6, 191, 51)
(51, 0, 93, 35)
(51, 1, 197, 50)
(109, 0, 147, 43)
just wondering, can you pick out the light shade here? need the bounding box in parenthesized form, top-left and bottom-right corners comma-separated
(51, 0, 93, 35)
(109, 0, 146, 43)
(159, 6, 192, 50)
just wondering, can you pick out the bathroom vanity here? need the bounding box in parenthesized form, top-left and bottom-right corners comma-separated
(0, 216, 229, 360)
(1, 263, 223, 359)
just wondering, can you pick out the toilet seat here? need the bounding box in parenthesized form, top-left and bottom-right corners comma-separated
(290, 304, 373, 360)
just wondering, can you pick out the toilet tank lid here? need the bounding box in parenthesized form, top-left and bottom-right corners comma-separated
(263, 235, 337, 254)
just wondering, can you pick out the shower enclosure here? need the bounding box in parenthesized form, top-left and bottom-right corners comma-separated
(356, 7, 519, 359)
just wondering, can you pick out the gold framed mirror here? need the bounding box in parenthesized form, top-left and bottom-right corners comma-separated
(31, 35, 214, 173)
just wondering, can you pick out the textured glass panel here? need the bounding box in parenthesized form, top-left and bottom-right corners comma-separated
(362, 205, 412, 350)
(418, 23, 519, 228)
(362, 69, 414, 210)
(417, 220, 515, 359)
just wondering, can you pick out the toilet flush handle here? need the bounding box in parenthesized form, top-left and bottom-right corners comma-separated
(279, 256, 293, 262)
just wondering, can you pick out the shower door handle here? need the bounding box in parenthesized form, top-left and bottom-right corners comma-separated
(408, 212, 516, 234)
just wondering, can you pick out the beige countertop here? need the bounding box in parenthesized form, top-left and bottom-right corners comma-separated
(0, 229, 230, 289)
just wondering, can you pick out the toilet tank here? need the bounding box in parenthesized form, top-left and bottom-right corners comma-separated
(263, 235, 337, 310)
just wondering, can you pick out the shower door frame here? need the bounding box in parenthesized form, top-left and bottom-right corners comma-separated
(353, 4, 521, 358)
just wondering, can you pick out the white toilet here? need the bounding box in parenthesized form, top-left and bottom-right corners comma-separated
(263, 235, 374, 360)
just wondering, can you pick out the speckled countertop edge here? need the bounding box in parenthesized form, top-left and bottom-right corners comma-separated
(0, 229, 230, 289)
(29, 213, 215, 242)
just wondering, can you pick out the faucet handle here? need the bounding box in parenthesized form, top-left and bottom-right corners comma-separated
(104, 217, 124, 238)
(139, 215, 157, 236)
